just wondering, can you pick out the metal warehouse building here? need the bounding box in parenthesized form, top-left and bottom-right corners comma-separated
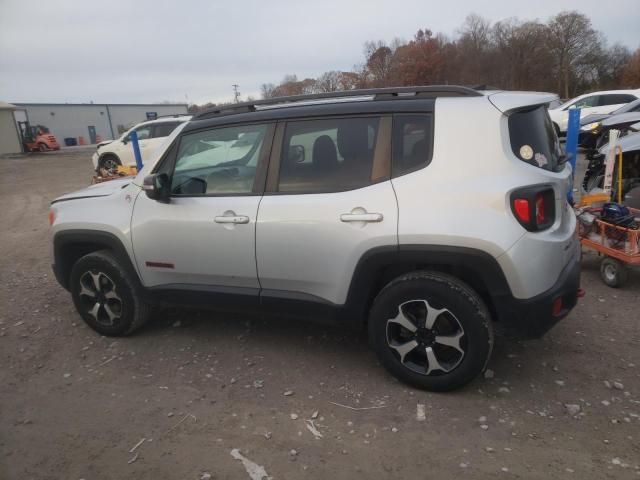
(12, 103, 188, 147)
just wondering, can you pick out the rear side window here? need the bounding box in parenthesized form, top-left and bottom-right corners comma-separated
(392, 114, 432, 177)
(600, 94, 636, 106)
(278, 117, 380, 193)
(153, 122, 180, 138)
(508, 106, 562, 172)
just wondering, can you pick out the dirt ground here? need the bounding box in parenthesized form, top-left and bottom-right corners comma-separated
(0, 148, 639, 480)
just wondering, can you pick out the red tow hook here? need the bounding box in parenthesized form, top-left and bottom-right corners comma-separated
(577, 288, 586, 299)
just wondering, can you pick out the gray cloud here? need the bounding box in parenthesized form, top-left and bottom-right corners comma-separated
(1, 0, 638, 104)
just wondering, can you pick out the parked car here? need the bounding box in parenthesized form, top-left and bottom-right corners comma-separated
(91, 115, 191, 173)
(583, 131, 640, 204)
(548, 89, 640, 136)
(579, 99, 640, 151)
(50, 86, 581, 391)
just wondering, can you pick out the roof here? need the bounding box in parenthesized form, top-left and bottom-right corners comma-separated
(193, 86, 481, 121)
(11, 102, 188, 108)
(185, 86, 558, 133)
(0, 101, 17, 110)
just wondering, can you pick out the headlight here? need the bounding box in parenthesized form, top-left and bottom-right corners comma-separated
(580, 122, 601, 132)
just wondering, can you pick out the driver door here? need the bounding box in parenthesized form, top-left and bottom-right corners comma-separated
(130, 123, 274, 293)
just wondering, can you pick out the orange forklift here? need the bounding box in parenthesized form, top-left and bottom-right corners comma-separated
(17, 122, 60, 152)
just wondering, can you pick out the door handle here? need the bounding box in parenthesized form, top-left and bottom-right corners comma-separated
(214, 215, 250, 224)
(340, 212, 383, 223)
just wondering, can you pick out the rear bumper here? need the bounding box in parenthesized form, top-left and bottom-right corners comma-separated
(495, 251, 581, 338)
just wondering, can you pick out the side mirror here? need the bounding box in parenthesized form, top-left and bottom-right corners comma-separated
(122, 136, 129, 145)
(288, 144, 305, 163)
(142, 173, 170, 202)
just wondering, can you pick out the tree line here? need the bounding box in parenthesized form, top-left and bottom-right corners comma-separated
(260, 11, 640, 101)
(187, 10, 640, 113)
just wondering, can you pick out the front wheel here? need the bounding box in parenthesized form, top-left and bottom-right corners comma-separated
(38, 143, 48, 152)
(368, 271, 493, 391)
(98, 154, 121, 174)
(70, 250, 150, 336)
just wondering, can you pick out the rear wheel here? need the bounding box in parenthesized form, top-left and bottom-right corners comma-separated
(368, 271, 493, 391)
(600, 257, 628, 288)
(70, 250, 150, 336)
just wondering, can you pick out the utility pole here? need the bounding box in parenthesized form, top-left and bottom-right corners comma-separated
(232, 84, 241, 103)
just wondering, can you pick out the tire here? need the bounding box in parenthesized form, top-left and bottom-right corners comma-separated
(368, 271, 493, 392)
(38, 143, 47, 152)
(70, 250, 150, 336)
(583, 166, 605, 192)
(600, 257, 628, 288)
(98, 154, 121, 174)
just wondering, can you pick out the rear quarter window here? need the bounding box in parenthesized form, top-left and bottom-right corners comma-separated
(508, 106, 563, 172)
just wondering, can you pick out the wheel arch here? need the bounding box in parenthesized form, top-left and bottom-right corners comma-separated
(98, 151, 121, 166)
(343, 245, 513, 326)
(53, 229, 140, 291)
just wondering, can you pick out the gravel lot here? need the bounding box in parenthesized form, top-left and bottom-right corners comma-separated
(0, 149, 639, 480)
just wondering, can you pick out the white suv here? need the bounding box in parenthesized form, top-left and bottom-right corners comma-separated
(548, 89, 640, 135)
(50, 87, 581, 391)
(91, 116, 191, 172)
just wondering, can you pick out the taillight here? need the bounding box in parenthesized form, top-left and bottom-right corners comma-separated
(510, 186, 555, 231)
(48, 209, 55, 226)
(513, 199, 530, 222)
(535, 193, 545, 224)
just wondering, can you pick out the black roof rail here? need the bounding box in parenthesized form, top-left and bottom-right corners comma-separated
(193, 85, 482, 120)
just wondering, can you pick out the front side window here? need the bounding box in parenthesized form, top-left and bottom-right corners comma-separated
(170, 124, 268, 195)
(569, 96, 598, 109)
(133, 125, 152, 140)
(392, 114, 432, 177)
(278, 117, 380, 193)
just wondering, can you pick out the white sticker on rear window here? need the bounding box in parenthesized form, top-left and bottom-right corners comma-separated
(519, 145, 533, 160)
(534, 153, 548, 167)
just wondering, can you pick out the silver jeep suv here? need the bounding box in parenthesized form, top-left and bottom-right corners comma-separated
(50, 87, 581, 391)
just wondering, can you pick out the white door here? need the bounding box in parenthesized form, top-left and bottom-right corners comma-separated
(256, 116, 397, 305)
(117, 124, 153, 166)
(131, 122, 273, 288)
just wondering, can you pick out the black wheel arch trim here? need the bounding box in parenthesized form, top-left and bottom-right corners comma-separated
(341, 244, 513, 326)
(52, 229, 141, 291)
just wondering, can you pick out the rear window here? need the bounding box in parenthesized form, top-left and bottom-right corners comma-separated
(508, 106, 563, 172)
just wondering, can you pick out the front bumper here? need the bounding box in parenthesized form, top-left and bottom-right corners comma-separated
(494, 251, 581, 338)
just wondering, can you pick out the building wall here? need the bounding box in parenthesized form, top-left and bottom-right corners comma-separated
(19, 104, 112, 146)
(13, 103, 188, 146)
(0, 109, 22, 155)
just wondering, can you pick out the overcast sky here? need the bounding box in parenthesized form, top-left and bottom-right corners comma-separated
(0, 0, 638, 105)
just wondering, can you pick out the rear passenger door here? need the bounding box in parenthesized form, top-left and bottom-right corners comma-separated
(140, 122, 180, 160)
(256, 116, 397, 306)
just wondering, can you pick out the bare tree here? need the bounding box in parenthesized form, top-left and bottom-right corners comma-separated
(260, 83, 276, 99)
(364, 41, 395, 86)
(546, 11, 600, 98)
(314, 71, 342, 92)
